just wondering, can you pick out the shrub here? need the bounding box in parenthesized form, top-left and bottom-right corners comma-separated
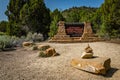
(0, 35, 21, 51)
(0, 35, 14, 50)
(26, 32, 44, 42)
(39, 51, 47, 57)
(30, 45, 38, 50)
(0, 32, 6, 35)
(11, 36, 24, 47)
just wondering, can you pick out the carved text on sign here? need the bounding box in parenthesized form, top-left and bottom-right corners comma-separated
(66, 27, 83, 34)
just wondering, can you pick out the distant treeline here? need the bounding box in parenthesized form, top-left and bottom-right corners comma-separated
(0, 0, 120, 39)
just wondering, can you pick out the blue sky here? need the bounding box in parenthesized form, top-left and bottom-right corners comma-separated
(0, 0, 104, 21)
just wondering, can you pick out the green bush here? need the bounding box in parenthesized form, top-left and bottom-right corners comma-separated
(0, 32, 6, 35)
(0, 35, 11, 50)
(0, 35, 17, 50)
(26, 32, 44, 42)
(39, 51, 47, 57)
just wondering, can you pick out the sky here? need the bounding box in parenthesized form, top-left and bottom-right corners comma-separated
(0, 0, 104, 21)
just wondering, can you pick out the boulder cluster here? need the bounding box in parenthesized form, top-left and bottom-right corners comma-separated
(22, 41, 58, 57)
(38, 44, 58, 57)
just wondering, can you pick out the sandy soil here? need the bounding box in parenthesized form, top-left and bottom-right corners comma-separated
(0, 42, 120, 80)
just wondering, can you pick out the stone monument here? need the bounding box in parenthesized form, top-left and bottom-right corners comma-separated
(49, 21, 103, 42)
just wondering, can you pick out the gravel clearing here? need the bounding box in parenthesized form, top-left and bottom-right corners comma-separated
(0, 42, 120, 80)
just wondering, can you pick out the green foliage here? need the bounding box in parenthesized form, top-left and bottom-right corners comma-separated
(5, 0, 27, 36)
(0, 21, 8, 32)
(50, 9, 65, 21)
(0, 32, 6, 35)
(5, 0, 26, 22)
(0, 35, 16, 50)
(97, 23, 106, 37)
(90, 9, 103, 33)
(5, 0, 51, 37)
(20, 0, 51, 35)
(96, 0, 120, 38)
(49, 9, 65, 37)
(38, 45, 50, 51)
(62, 6, 97, 22)
(39, 51, 47, 57)
(6, 21, 25, 36)
(31, 45, 38, 50)
(49, 15, 59, 37)
(26, 32, 44, 42)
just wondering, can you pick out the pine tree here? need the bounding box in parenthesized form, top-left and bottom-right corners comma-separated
(99, 0, 120, 38)
(20, 0, 51, 36)
(49, 15, 59, 37)
(5, 0, 27, 36)
(49, 9, 65, 37)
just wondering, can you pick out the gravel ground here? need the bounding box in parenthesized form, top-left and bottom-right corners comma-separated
(0, 42, 120, 80)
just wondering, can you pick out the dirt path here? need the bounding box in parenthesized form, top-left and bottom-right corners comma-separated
(0, 42, 120, 80)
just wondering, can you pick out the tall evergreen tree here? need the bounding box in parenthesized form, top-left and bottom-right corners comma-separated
(49, 15, 59, 37)
(49, 9, 65, 37)
(50, 9, 65, 21)
(99, 0, 120, 38)
(5, 0, 27, 36)
(20, 0, 51, 37)
(0, 21, 8, 32)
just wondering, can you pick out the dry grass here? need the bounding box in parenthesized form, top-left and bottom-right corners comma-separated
(0, 42, 120, 80)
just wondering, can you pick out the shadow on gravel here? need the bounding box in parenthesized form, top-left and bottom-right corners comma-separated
(104, 68, 119, 78)
(105, 39, 120, 44)
(0, 48, 16, 52)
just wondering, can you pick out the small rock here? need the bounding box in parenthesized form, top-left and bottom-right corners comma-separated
(71, 57, 111, 75)
(85, 44, 93, 53)
(81, 44, 93, 58)
(81, 52, 93, 58)
(22, 42, 33, 47)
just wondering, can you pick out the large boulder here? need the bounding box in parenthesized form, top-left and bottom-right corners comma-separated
(71, 57, 111, 75)
(45, 48, 56, 56)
